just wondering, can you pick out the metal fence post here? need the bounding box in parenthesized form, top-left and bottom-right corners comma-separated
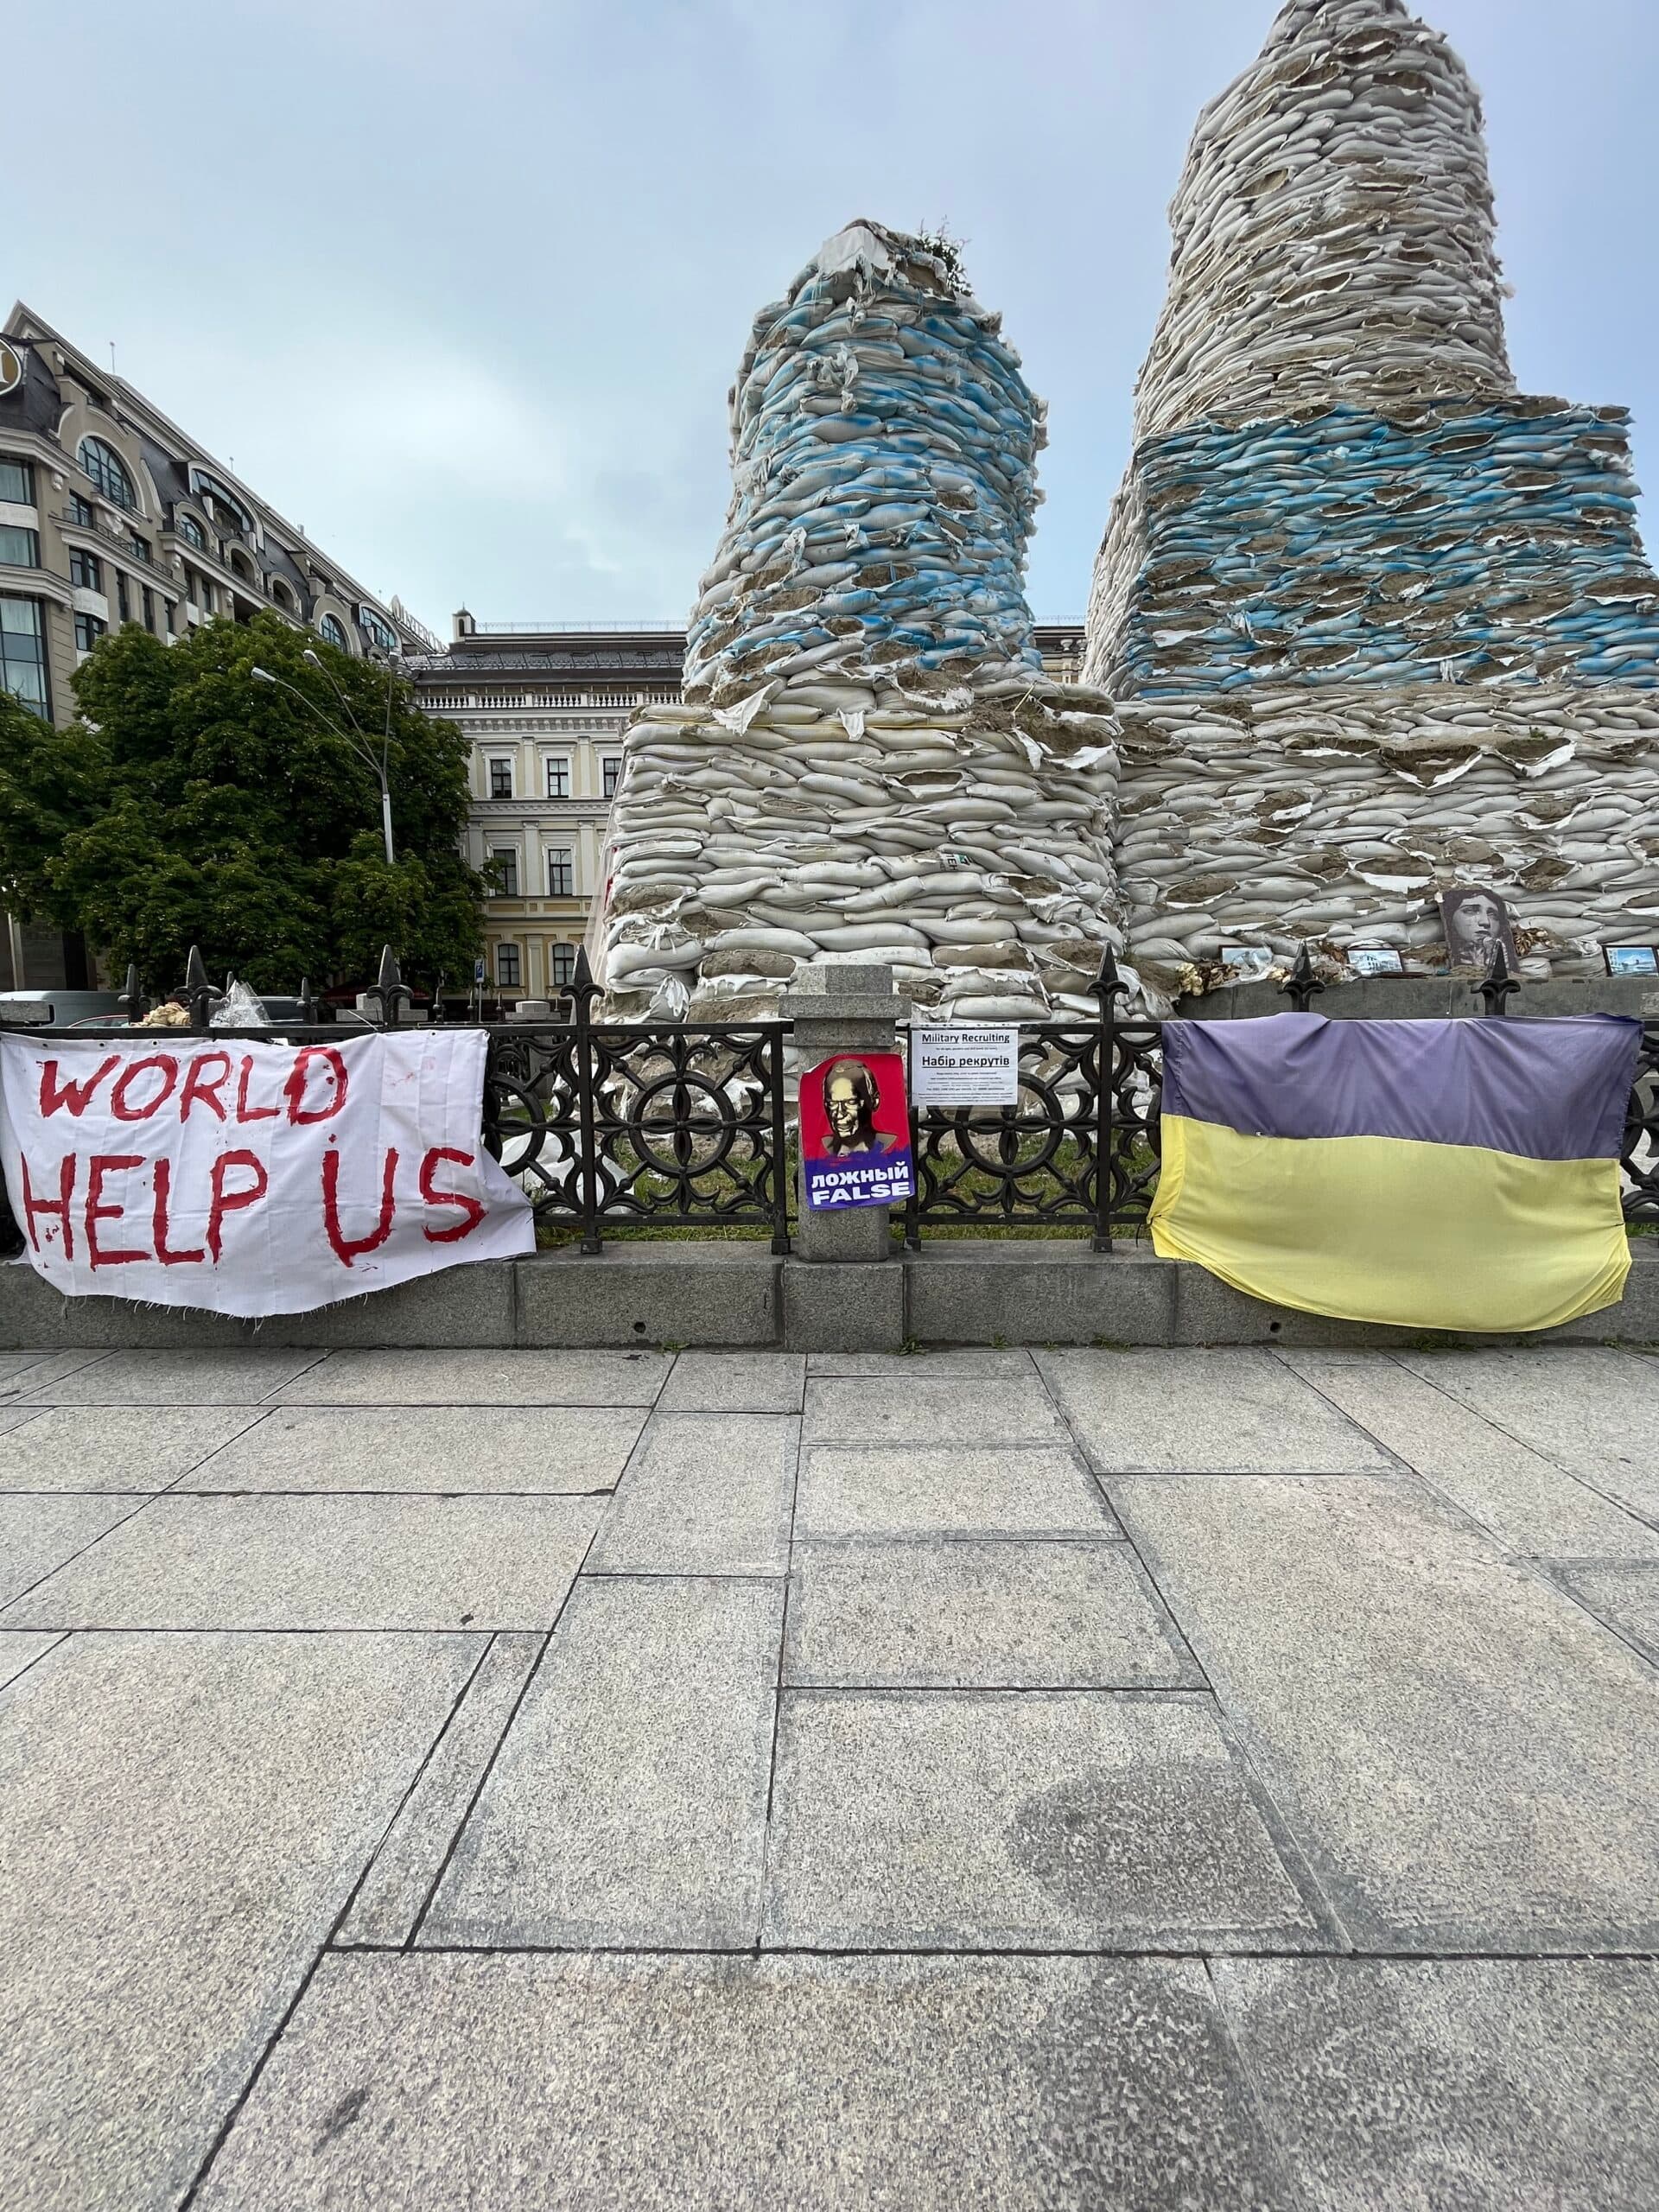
(768, 1024, 791, 1255)
(1094, 945, 1125, 1254)
(572, 946, 602, 1254)
(1477, 942, 1521, 1017)
(903, 1067, 922, 1253)
(117, 963, 147, 1026)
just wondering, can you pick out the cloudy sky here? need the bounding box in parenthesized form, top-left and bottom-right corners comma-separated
(12, 0, 1659, 634)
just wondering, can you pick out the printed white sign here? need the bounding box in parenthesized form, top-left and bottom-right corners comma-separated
(910, 1027, 1020, 1107)
(0, 1029, 535, 1317)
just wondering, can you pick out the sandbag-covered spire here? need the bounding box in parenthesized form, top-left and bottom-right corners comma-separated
(1086, 0, 1659, 1001)
(1134, 0, 1513, 439)
(594, 223, 1128, 1021)
(684, 219, 1046, 702)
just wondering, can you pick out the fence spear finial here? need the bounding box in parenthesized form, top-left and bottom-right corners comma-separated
(1094, 942, 1127, 1009)
(182, 945, 220, 1031)
(1283, 943, 1325, 1013)
(1478, 938, 1521, 1017)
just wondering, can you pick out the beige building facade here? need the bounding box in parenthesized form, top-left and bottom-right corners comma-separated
(411, 617, 683, 1005)
(0, 303, 434, 988)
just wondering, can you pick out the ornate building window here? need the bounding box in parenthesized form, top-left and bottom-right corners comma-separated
(78, 436, 137, 511)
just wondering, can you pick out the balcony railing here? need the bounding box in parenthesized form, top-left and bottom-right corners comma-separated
(467, 620, 685, 635)
(52, 510, 170, 570)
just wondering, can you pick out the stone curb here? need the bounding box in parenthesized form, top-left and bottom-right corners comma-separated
(0, 1246, 1651, 1353)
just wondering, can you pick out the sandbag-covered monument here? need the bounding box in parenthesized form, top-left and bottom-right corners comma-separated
(1089, 0, 1659, 998)
(594, 220, 1128, 1020)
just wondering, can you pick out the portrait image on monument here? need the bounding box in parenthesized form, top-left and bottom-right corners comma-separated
(1440, 886, 1518, 973)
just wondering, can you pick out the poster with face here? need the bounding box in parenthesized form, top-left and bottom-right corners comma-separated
(1440, 885, 1519, 973)
(800, 1052, 914, 1211)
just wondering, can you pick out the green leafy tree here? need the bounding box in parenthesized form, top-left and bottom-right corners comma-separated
(0, 614, 482, 995)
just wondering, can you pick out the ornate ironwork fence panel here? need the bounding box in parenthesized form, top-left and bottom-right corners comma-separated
(485, 1016, 791, 1252)
(903, 1021, 1108, 1246)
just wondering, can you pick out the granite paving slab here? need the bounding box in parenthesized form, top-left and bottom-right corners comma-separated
(179, 1405, 645, 1494)
(0, 1494, 139, 1608)
(763, 1690, 1320, 1951)
(1281, 1352, 1659, 1558)
(0, 1351, 58, 1386)
(0, 1628, 480, 2212)
(587, 1414, 797, 1576)
(803, 1376, 1065, 1446)
(1395, 1348, 1659, 1520)
(16, 1348, 324, 1404)
(3, 1494, 600, 1630)
(193, 1951, 1294, 2211)
(1541, 1560, 1659, 1662)
(785, 1539, 1201, 1688)
(271, 1349, 671, 1406)
(1035, 1349, 1398, 1474)
(337, 1633, 544, 1948)
(0, 1407, 264, 1494)
(424, 1575, 782, 1948)
(796, 1446, 1117, 1541)
(1116, 1474, 1659, 1950)
(0, 1631, 64, 1691)
(805, 1351, 1038, 1379)
(0, 1351, 111, 1399)
(655, 1352, 806, 1414)
(1215, 1958, 1659, 2212)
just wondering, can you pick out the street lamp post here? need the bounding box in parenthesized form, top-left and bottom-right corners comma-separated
(251, 662, 397, 865)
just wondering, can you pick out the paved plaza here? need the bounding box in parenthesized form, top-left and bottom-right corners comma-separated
(3, 1341, 1659, 2207)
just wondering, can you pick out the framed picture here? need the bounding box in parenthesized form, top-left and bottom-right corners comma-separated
(1439, 885, 1518, 973)
(1347, 946, 1405, 978)
(1219, 945, 1274, 982)
(1605, 945, 1659, 976)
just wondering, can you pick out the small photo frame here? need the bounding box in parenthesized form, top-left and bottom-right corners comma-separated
(1347, 945, 1405, 977)
(1440, 885, 1518, 973)
(1219, 945, 1274, 982)
(1605, 944, 1659, 977)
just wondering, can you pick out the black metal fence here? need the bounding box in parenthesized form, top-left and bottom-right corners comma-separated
(2, 943, 1656, 1257)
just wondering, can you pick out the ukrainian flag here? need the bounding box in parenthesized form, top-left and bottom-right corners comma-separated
(1150, 1014, 1640, 1332)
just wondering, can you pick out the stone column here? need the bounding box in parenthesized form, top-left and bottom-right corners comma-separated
(777, 962, 912, 1349)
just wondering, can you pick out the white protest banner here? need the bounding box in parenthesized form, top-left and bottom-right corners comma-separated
(0, 1029, 535, 1318)
(910, 1026, 1020, 1108)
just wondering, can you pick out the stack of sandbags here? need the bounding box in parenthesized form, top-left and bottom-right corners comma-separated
(1089, 0, 1659, 997)
(1133, 0, 1512, 442)
(1094, 399, 1659, 698)
(599, 682, 1125, 1023)
(1116, 684, 1659, 988)
(598, 221, 1129, 1020)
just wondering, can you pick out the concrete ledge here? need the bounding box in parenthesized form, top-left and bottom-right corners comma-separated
(517, 1243, 781, 1349)
(1180, 975, 1659, 1022)
(0, 1244, 1651, 1352)
(904, 1242, 1177, 1347)
(0, 1257, 519, 1351)
(783, 1259, 905, 1352)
